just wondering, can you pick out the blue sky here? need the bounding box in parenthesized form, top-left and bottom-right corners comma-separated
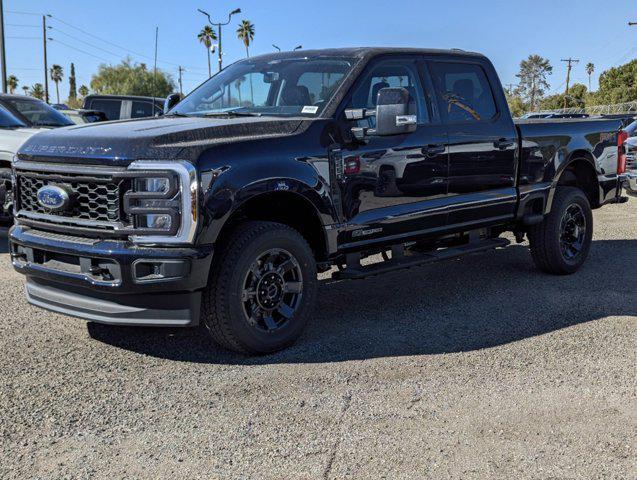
(5, 0, 637, 98)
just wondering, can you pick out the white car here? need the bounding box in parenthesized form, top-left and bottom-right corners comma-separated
(0, 110, 37, 222)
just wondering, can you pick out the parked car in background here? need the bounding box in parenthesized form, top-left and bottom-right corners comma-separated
(621, 120, 637, 196)
(0, 94, 74, 129)
(60, 109, 108, 125)
(0, 107, 39, 223)
(82, 94, 165, 121)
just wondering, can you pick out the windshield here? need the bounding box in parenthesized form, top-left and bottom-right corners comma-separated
(0, 104, 27, 128)
(172, 55, 357, 118)
(3, 97, 74, 127)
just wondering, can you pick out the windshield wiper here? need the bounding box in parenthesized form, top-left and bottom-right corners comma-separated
(165, 112, 190, 117)
(202, 111, 262, 118)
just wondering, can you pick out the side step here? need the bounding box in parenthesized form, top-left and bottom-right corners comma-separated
(332, 238, 510, 280)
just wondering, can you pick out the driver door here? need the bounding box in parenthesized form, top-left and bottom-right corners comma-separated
(336, 57, 449, 249)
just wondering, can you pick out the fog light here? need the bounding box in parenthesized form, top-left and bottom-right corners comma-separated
(139, 213, 172, 230)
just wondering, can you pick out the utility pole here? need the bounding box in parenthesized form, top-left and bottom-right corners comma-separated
(561, 57, 579, 109)
(198, 7, 241, 72)
(43, 15, 49, 103)
(178, 66, 184, 96)
(0, 0, 6, 93)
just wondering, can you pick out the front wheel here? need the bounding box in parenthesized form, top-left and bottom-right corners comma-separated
(201, 221, 318, 355)
(528, 187, 593, 275)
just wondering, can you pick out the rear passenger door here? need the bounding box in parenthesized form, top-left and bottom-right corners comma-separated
(429, 60, 518, 226)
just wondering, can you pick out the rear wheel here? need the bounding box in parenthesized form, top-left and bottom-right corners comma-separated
(528, 187, 593, 275)
(201, 221, 318, 354)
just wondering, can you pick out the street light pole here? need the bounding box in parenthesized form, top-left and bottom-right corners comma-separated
(198, 7, 241, 72)
(43, 15, 49, 103)
(0, 0, 7, 93)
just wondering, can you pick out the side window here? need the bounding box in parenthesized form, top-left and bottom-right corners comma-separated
(431, 62, 497, 122)
(89, 99, 121, 120)
(131, 101, 154, 118)
(349, 59, 429, 125)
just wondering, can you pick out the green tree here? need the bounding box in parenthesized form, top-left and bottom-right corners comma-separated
(540, 83, 588, 110)
(506, 92, 526, 118)
(594, 59, 637, 105)
(68, 63, 78, 107)
(78, 85, 89, 98)
(237, 20, 255, 58)
(515, 54, 553, 111)
(30, 83, 44, 100)
(237, 20, 255, 103)
(50, 64, 64, 104)
(90, 59, 175, 97)
(7, 75, 18, 94)
(198, 25, 217, 78)
(585, 62, 595, 91)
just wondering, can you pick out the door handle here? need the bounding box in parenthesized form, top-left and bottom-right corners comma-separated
(422, 144, 446, 156)
(494, 138, 515, 150)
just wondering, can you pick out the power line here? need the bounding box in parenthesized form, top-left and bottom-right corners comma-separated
(48, 37, 112, 62)
(6, 10, 42, 16)
(48, 26, 122, 58)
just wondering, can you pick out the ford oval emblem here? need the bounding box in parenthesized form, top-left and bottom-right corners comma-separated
(36, 185, 70, 212)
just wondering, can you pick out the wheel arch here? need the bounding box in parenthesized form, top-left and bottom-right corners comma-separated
(210, 188, 331, 262)
(547, 153, 600, 213)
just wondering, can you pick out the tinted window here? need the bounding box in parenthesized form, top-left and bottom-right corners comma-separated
(349, 59, 429, 124)
(131, 101, 154, 118)
(3, 97, 73, 127)
(431, 62, 497, 122)
(88, 99, 121, 120)
(0, 104, 26, 128)
(297, 71, 345, 106)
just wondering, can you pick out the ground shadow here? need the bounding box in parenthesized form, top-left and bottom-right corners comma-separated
(87, 239, 637, 365)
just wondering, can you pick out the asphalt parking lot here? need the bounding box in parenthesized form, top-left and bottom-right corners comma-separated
(1, 199, 635, 479)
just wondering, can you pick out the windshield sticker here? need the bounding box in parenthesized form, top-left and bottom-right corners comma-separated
(301, 106, 319, 114)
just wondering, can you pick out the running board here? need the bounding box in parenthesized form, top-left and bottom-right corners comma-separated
(333, 238, 511, 280)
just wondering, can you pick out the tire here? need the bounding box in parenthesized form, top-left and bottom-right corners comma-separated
(0, 167, 12, 224)
(201, 221, 318, 355)
(528, 187, 593, 275)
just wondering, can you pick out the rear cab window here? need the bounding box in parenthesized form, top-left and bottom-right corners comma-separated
(430, 61, 497, 123)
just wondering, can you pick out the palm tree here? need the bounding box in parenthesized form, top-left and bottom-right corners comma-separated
(198, 26, 217, 78)
(234, 76, 245, 106)
(30, 83, 44, 100)
(50, 64, 64, 104)
(236, 20, 255, 58)
(79, 85, 89, 98)
(237, 20, 255, 104)
(585, 63, 595, 91)
(7, 75, 18, 94)
(22, 85, 29, 95)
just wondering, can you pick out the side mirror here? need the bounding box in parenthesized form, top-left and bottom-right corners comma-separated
(344, 87, 416, 141)
(163, 93, 182, 114)
(374, 87, 417, 136)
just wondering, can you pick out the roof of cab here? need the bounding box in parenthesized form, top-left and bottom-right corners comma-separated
(248, 47, 486, 62)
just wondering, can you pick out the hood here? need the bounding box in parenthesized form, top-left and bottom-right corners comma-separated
(16, 115, 308, 165)
(0, 127, 42, 160)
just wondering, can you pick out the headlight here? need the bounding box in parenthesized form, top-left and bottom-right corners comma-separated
(125, 161, 198, 245)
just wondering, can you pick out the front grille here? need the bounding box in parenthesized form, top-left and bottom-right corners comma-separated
(15, 166, 131, 232)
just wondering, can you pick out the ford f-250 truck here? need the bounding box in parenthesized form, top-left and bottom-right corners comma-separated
(9, 48, 630, 354)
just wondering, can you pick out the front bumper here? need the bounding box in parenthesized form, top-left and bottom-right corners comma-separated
(9, 225, 214, 326)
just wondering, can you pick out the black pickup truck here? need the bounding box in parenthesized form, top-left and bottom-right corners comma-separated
(9, 48, 630, 354)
